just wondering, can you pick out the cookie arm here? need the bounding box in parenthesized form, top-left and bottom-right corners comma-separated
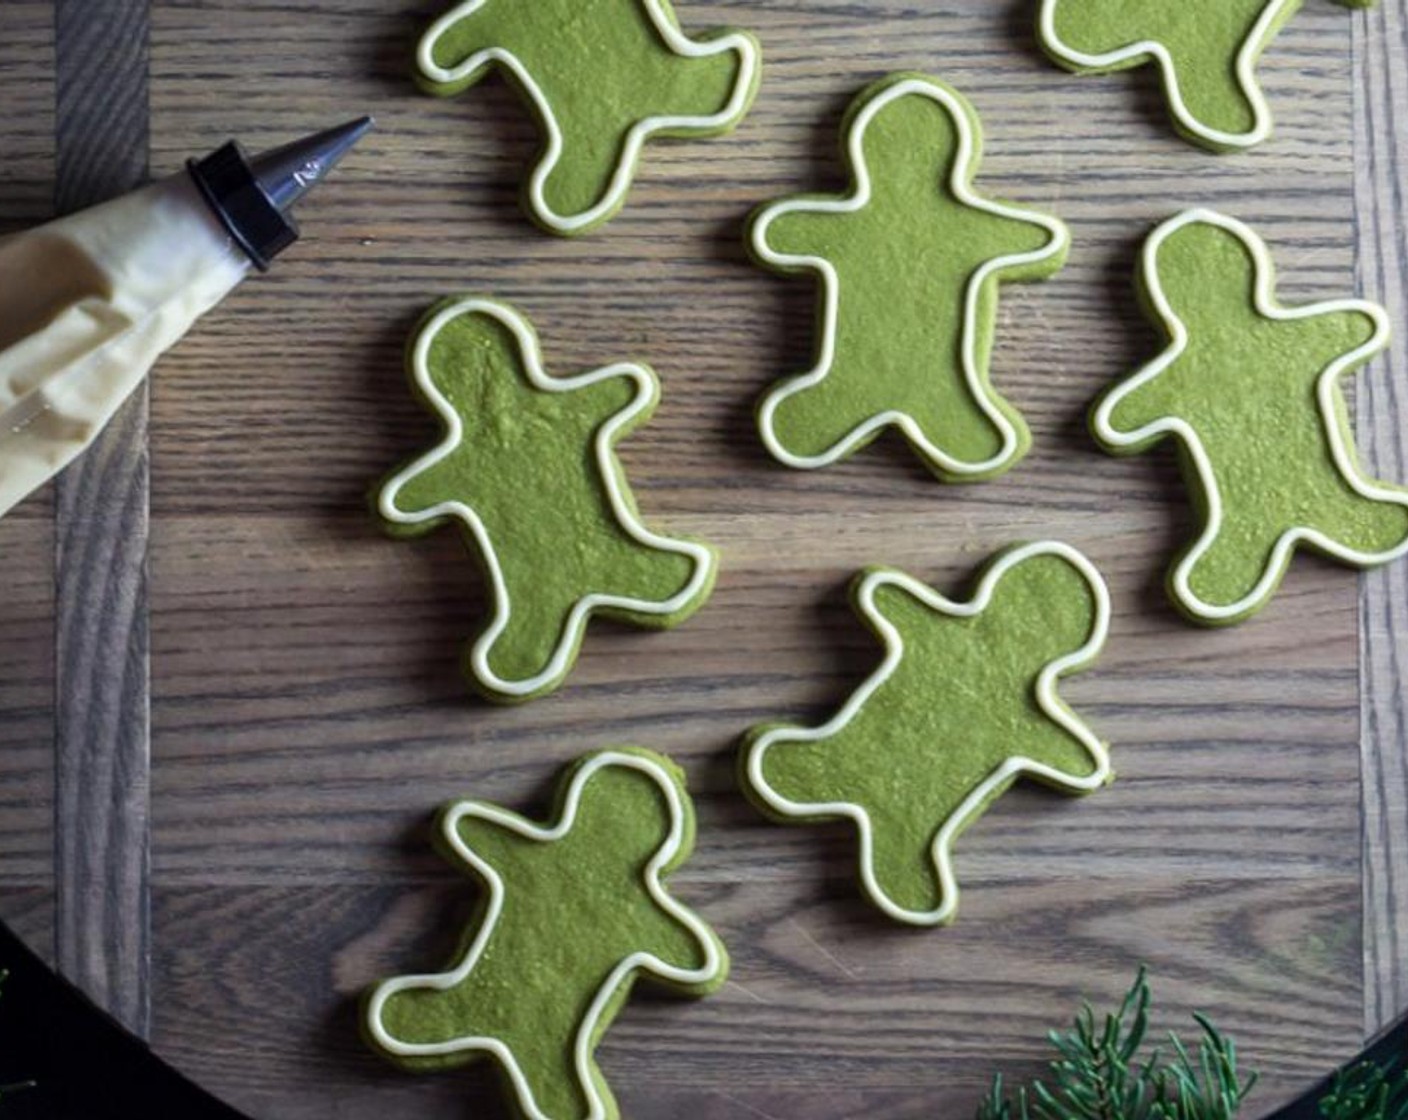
(1092, 364, 1175, 446)
(632, 902, 728, 996)
(750, 203, 835, 269)
(655, 25, 759, 128)
(416, 0, 509, 95)
(946, 196, 1068, 277)
(441, 810, 537, 878)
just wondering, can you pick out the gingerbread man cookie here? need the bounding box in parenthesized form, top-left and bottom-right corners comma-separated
(741, 542, 1111, 926)
(376, 297, 717, 701)
(1038, 0, 1377, 152)
(748, 74, 1069, 482)
(365, 749, 727, 1120)
(1092, 210, 1408, 624)
(417, 0, 761, 234)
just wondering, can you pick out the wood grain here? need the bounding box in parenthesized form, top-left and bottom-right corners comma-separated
(0, 0, 57, 959)
(0, 1, 1400, 1118)
(141, 3, 1369, 1115)
(1353, 0, 1408, 1037)
(149, 875, 1359, 1119)
(51, 0, 153, 1039)
(0, 3, 56, 240)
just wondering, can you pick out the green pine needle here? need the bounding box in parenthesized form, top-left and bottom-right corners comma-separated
(1159, 1012, 1255, 1120)
(1319, 1061, 1408, 1120)
(975, 968, 1257, 1120)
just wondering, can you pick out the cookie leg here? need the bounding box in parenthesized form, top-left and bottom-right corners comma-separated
(766, 373, 882, 462)
(536, 116, 638, 225)
(516, 1046, 596, 1120)
(757, 741, 947, 916)
(866, 816, 945, 916)
(598, 538, 707, 626)
(1314, 487, 1408, 558)
(381, 982, 595, 1120)
(1166, 40, 1262, 141)
(532, 34, 749, 225)
(478, 541, 702, 691)
(1181, 522, 1280, 617)
(480, 583, 584, 691)
(531, 49, 743, 224)
(657, 45, 749, 123)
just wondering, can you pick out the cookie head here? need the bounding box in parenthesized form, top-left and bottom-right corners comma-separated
(854, 80, 974, 209)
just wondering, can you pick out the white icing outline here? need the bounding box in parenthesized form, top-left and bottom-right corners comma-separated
(743, 541, 1111, 928)
(750, 76, 1069, 478)
(1091, 208, 1405, 623)
(1037, 0, 1293, 151)
(377, 298, 715, 700)
(417, 0, 760, 234)
(365, 750, 725, 1120)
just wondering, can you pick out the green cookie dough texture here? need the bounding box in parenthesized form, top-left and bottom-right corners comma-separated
(376, 297, 717, 702)
(364, 748, 727, 1120)
(417, 0, 761, 235)
(748, 73, 1069, 482)
(1038, 0, 1376, 152)
(741, 542, 1111, 927)
(1091, 210, 1408, 626)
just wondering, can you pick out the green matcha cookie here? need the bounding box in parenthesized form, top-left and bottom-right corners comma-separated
(376, 297, 717, 702)
(740, 542, 1111, 926)
(417, 0, 761, 235)
(364, 748, 727, 1120)
(748, 74, 1069, 482)
(1091, 210, 1408, 625)
(1038, 0, 1376, 152)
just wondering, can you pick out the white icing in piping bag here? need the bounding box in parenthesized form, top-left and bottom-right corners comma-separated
(0, 117, 372, 518)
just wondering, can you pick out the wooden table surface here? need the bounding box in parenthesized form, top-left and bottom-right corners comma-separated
(2, 2, 1406, 1118)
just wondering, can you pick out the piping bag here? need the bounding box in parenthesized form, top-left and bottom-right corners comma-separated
(0, 117, 373, 518)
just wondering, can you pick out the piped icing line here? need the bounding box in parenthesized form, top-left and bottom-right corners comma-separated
(1036, 0, 1292, 151)
(743, 540, 1112, 927)
(417, 0, 760, 235)
(377, 297, 715, 699)
(364, 750, 725, 1120)
(1091, 208, 1404, 623)
(750, 76, 1070, 476)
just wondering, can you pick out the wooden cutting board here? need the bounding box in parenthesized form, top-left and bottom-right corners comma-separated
(1, 3, 1405, 1117)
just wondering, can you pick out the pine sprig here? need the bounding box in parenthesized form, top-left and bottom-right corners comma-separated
(1318, 1061, 1408, 1120)
(976, 968, 1257, 1120)
(1159, 1012, 1254, 1120)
